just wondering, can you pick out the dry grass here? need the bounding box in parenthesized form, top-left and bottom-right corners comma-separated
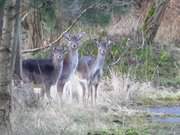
(107, 13, 141, 38)
(11, 71, 180, 135)
(155, 0, 180, 44)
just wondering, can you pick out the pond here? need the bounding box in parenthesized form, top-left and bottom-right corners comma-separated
(147, 106, 180, 123)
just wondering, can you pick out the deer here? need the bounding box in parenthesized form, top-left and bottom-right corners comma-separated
(76, 38, 112, 104)
(22, 47, 66, 99)
(57, 32, 86, 100)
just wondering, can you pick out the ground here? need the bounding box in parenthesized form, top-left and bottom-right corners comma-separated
(11, 73, 180, 135)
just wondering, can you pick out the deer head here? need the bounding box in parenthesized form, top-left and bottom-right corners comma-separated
(51, 47, 66, 65)
(95, 38, 112, 56)
(63, 32, 86, 51)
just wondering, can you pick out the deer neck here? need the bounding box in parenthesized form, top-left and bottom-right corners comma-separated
(92, 53, 105, 74)
(67, 49, 79, 76)
(53, 60, 64, 80)
(55, 61, 64, 84)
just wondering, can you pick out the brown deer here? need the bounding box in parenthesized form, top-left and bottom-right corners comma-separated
(77, 38, 112, 104)
(57, 32, 86, 100)
(22, 47, 66, 99)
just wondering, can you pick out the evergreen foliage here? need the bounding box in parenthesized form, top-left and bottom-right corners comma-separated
(0, 0, 6, 8)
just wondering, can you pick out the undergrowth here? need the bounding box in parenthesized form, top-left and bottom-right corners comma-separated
(80, 38, 179, 87)
(30, 34, 179, 88)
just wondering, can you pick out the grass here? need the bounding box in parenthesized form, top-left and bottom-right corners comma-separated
(11, 71, 180, 135)
(11, 103, 180, 135)
(136, 88, 180, 106)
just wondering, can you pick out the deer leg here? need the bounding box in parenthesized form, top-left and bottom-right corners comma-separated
(90, 85, 94, 105)
(40, 86, 45, 99)
(87, 82, 92, 104)
(94, 83, 99, 104)
(45, 84, 52, 100)
(87, 84, 91, 100)
(58, 83, 65, 97)
(57, 81, 65, 103)
(80, 81, 86, 104)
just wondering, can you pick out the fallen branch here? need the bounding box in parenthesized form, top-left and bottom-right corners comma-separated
(22, 3, 98, 54)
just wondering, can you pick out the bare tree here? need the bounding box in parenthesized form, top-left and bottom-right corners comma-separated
(0, 0, 16, 134)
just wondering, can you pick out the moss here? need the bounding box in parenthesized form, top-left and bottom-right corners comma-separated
(147, 5, 156, 17)
(142, 3, 156, 34)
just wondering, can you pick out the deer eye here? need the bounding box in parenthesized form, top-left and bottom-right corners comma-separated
(72, 44, 77, 48)
(100, 49, 106, 54)
(58, 55, 62, 59)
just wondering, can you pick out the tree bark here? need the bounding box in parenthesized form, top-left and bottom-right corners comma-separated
(0, 7, 4, 43)
(54, 0, 63, 38)
(11, 0, 21, 79)
(142, 0, 170, 44)
(20, 7, 42, 49)
(23, 10, 42, 49)
(0, 0, 15, 134)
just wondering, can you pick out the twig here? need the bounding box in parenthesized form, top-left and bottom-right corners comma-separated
(22, 3, 98, 54)
(21, 9, 33, 23)
(109, 40, 130, 67)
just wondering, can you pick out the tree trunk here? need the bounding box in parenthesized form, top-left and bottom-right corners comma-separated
(0, 0, 15, 134)
(0, 7, 4, 42)
(20, 5, 42, 49)
(142, 0, 170, 44)
(11, 0, 21, 79)
(24, 10, 42, 49)
(55, 0, 63, 35)
(52, 0, 63, 45)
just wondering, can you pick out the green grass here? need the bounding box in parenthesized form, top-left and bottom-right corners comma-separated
(87, 116, 180, 135)
(107, 41, 178, 87)
(160, 76, 180, 87)
(137, 90, 180, 106)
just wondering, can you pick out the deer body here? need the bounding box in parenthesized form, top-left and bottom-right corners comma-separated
(77, 39, 111, 104)
(78, 55, 105, 103)
(57, 50, 79, 95)
(22, 48, 65, 99)
(61, 50, 79, 80)
(57, 32, 86, 99)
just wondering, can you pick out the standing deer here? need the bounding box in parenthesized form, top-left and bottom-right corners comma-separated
(77, 38, 112, 104)
(57, 32, 86, 100)
(22, 47, 66, 99)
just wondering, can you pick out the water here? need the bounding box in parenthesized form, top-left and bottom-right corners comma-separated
(147, 106, 180, 123)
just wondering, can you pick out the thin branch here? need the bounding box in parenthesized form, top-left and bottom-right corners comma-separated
(22, 2, 98, 54)
(21, 9, 33, 22)
(109, 39, 130, 67)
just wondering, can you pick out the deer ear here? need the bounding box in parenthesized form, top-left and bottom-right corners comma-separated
(94, 39, 100, 47)
(51, 47, 57, 57)
(52, 47, 57, 51)
(61, 46, 67, 54)
(107, 40, 112, 48)
(77, 32, 86, 40)
(63, 32, 71, 41)
(63, 49, 68, 55)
